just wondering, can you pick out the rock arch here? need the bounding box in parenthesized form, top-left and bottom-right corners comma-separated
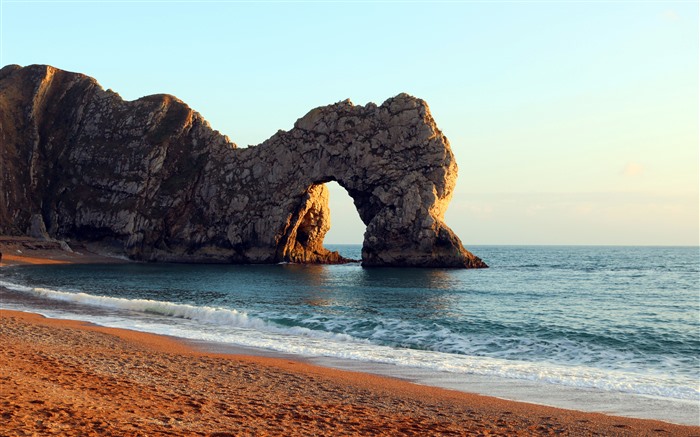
(232, 95, 486, 267)
(0, 65, 486, 268)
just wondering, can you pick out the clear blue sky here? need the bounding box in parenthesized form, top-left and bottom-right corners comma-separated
(2, 0, 698, 245)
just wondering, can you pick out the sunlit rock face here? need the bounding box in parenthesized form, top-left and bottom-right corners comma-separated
(0, 64, 486, 268)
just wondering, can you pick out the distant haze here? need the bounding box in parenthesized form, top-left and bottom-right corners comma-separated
(3, 2, 697, 246)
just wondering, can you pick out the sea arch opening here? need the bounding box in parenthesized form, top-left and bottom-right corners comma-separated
(323, 181, 365, 260)
(276, 179, 367, 264)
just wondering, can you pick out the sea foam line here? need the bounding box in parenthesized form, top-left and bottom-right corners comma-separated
(1, 279, 698, 401)
(0, 280, 357, 342)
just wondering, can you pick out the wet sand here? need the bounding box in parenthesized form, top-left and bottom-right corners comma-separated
(1, 241, 699, 435)
(1, 309, 699, 436)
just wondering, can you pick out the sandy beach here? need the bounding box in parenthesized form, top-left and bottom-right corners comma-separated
(1, 243, 699, 436)
(2, 310, 699, 436)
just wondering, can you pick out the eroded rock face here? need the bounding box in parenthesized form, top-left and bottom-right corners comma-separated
(0, 64, 486, 268)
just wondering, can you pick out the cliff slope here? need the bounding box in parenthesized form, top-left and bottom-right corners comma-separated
(0, 64, 486, 268)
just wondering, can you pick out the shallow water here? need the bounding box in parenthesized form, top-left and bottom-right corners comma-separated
(1, 245, 698, 424)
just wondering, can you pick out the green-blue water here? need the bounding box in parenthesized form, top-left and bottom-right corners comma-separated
(1, 245, 698, 423)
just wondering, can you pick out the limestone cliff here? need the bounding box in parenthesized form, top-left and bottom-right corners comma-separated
(0, 64, 486, 268)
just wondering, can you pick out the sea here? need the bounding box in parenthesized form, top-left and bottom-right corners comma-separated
(1, 245, 698, 425)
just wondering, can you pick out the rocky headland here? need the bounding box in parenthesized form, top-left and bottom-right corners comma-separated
(0, 64, 486, 268)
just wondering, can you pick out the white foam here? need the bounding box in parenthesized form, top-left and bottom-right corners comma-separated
(1, 279, 697, 403)
(0, 280, 357, 343)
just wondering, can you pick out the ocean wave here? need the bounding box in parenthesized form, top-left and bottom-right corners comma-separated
(252, 311, 699, 380)
(1, 278, 698, 402)
(0, 280, 358, 343)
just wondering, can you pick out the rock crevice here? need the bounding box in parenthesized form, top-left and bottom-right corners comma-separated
(0, 64, 486, 268)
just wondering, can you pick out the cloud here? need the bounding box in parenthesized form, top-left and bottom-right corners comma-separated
(661, 9, 680, 22)
(622, 162, 645, 177)
(573, 203, 594, 215)
(447, 191, 699, 245)
(468, 204, 494, 218)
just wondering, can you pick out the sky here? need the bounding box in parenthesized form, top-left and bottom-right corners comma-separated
(2, 0, 698, 245)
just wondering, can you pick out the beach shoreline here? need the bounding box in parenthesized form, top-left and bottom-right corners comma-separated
(2, 308, 699, 435)
(2, 242, 699, 435)
(0, 236, 129, 267)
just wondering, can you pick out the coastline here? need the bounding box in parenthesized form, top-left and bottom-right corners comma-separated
(0, 236, 129, 266)
(2, 309, 699, 436)
(2, 244, 699, 435)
